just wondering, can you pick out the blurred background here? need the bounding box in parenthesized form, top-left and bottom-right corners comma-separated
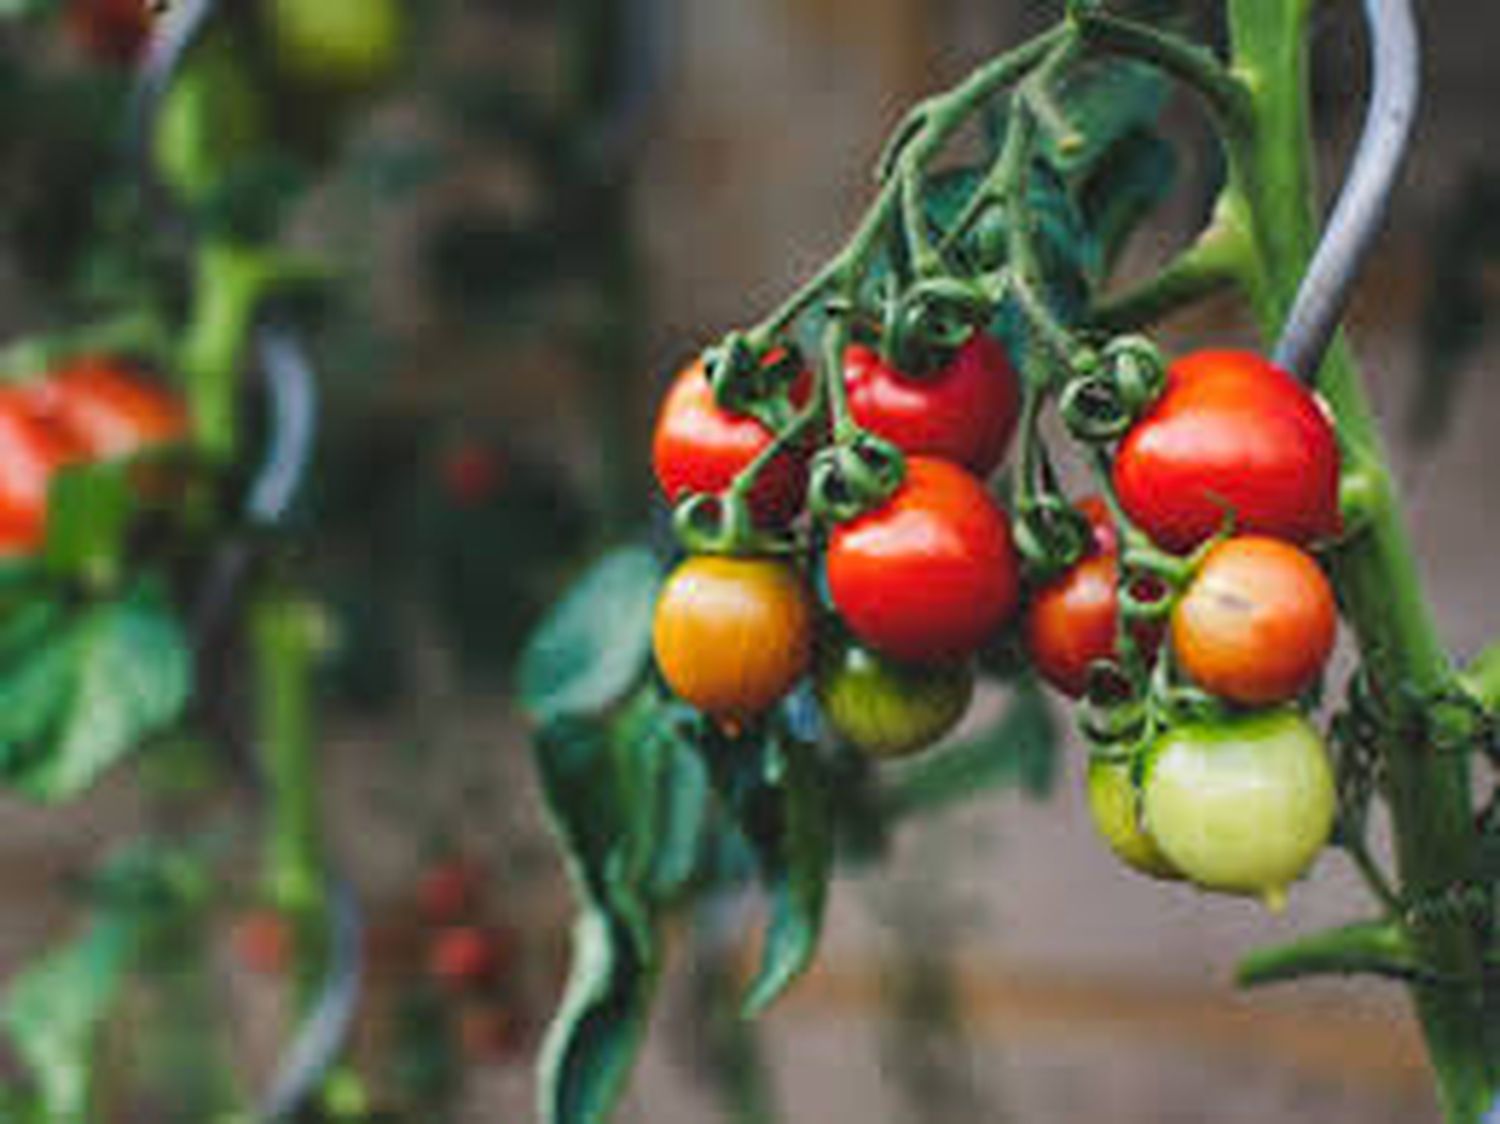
(0, 1, 1498, 1121)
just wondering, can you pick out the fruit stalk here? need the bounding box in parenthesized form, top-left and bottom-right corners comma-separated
(1222, 0, 1497, 1116)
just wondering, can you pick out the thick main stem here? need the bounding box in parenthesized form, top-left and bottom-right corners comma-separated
(1223, 2, 1495, 1118)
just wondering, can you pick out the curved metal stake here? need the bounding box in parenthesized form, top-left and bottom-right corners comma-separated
(1274, 0, 1421, 383)
(258, 878, 366, 1124)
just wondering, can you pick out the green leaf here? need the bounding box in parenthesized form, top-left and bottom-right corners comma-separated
(517, 546, 662, 723)
(879, 680, 1059, 821)
(534, 713, 665, 1124)
(43, 461, 134, 583)
(697, 721, 833, 1015)
(1079, 128, 1178, 274)
(0, 583, 192, 802)
(3, 917, 141, 1119)
(1045, 60, 1170, 179)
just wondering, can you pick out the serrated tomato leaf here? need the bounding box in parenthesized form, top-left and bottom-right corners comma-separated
(697, 720, 832, 1016)
(518, 546, 662, 723)
(1046, 59, 1169, 179)
(0, 581, 191, 802)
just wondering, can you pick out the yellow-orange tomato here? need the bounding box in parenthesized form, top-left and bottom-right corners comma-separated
(652, 556, 813, 719)
(1171, 536, 1337, 706)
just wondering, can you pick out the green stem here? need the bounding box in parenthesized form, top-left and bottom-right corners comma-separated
(1463, 643, 1500, 713)
(252, 587, 328, 1007)
(1088, 217, 1248, 332)
(1222, 2, 1496, 1117)
(1238, 918, 1419, 986)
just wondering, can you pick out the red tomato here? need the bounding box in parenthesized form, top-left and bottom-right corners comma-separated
(826, 456, 1020, 662)
(441, 442, 505, 508)
(651, 359, 806, 525)
(1027, 552, 1121, 698)
(35, 359, 186, 460)
(1171, 535, 1338, 705)
(844, 334, 1021, 477)
(417, 856, 484, 926)
(428, 926, 501, 994)
(64, 0, 155, 66)
(0, 392, 84, 556)
(1112, 350, 1340, 552)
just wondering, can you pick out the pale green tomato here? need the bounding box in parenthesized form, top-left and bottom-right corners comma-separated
(1086, 756, 1181, 881)
(1142, 708, 1335, 911)
(816, 641, 973, 759)
(154, 40, 265, 201)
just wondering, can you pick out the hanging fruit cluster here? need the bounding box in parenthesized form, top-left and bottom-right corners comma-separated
(644, 15, 1352, 913)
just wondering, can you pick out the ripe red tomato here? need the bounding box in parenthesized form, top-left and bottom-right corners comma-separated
(1172, 535, 1338, 705)
(64, 0, 155, 66)
(35, 359, 186, 460)
(1027, 552, 1121, 698)
(826, 456, 1020, 663)
(428, 926, 500, 994)
(0, 392, 83, 556)
(417, 856, 484, 926)
(1112, 350, 1340, 552)
(652, 555, 813, 718)
(652, 359, 807, 525)
(844, 334, 1021, 476)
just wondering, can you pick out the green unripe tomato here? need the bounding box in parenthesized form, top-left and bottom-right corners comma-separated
(154, 40, 266, 202)
(815, 640, 973, 759)
(264, 0, 404, 95)
(1086, 756, 1181, 881)
(1142, 708, 1335, 911)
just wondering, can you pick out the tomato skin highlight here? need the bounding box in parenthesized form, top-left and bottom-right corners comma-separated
(826, 456, 1020, 663)
(652, 556, 813, 719)
(844, 334, 1021, 476)
(815, 640, 973, 759)
(1086, 756, 1180, 880)
(1113, 350, 1341, 552)
(651, 360, 806, 525)
(1142, 708, 1335, 910)
(1172, 536, 1337, 706)
(35, 359, 187, 460)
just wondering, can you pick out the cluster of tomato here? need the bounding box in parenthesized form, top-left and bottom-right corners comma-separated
(650, 332, 1345, 909)
(414, 855, 528, 1064)
(0, 356, 186, 557)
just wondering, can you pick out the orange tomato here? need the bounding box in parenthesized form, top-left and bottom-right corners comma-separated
(652, 555, 813, 719)
(1171, 535, 1337, 705)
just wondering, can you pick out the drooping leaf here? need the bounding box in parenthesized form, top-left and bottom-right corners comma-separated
(517, 546, 662, 723)
(1045, 60, 1170, 180)
(0, 582, 192, 802)
(533, 706, 669, 1124)
(697, 720, 833, 1015)
(3, 917, 141, 1120)
(879, 680, 1059, 822)
(1079, 128, 1179, 274)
